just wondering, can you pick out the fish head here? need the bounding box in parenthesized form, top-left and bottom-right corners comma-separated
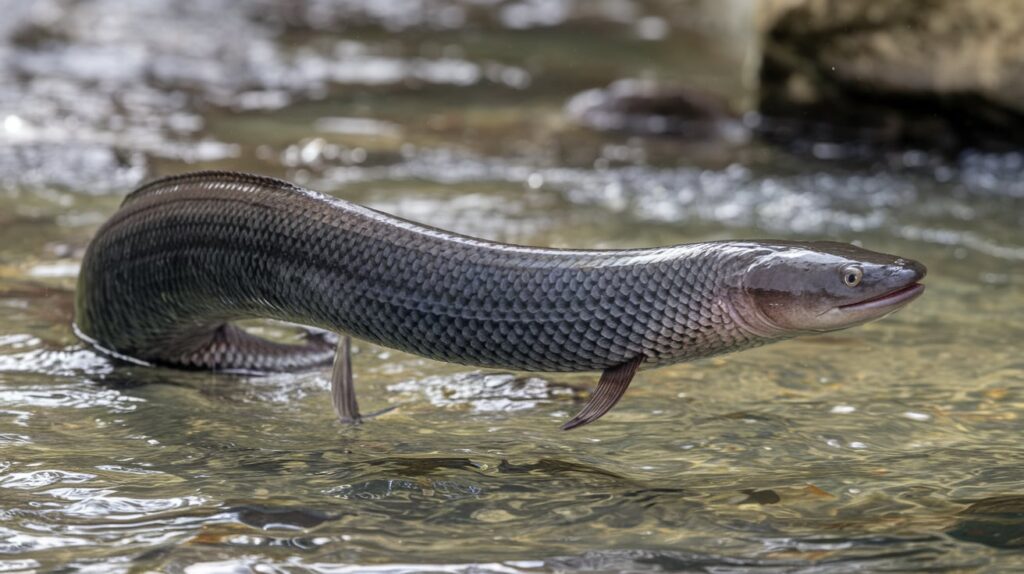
(737, 241, 926, 335)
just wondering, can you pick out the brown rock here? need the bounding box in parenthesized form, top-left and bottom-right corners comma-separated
(759, 0, 1024, 150)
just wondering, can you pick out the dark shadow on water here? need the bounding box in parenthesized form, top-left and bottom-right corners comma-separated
(497, 457, 629, 481)
(949, 496, 1024, 549)
(232, 503, 339, 530)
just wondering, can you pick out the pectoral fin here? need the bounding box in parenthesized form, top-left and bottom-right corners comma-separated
(561, 355, 644, 431)
(330, 335, 360, 424)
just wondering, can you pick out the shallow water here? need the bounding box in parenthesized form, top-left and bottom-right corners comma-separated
(1, 2, 1023, 572)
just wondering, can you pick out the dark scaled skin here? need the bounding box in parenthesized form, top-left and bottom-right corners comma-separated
(74, 171, 926, 426)
(75, 172, 766, 372)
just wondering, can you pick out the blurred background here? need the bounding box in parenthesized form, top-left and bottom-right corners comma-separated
(1, 1, 1022, 572)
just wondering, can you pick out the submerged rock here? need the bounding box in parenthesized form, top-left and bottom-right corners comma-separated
(565, 79, 750, 144)
(760, 0, 1024, 151)
(948, 496, 1024, 549)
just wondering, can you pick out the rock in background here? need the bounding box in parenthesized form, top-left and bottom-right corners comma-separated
(760, 0, 1024, 151)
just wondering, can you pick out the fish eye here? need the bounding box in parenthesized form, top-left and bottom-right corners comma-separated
(841, 266, 863, 287)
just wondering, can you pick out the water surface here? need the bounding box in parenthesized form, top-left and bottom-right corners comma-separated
(1, 2, 1022, 572)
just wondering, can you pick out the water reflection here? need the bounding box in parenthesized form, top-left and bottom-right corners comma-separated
(388, 372, 581, 413)
(0, 0, 1022, 572)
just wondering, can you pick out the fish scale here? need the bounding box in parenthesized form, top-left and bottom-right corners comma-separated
(74, 171, 762, 373)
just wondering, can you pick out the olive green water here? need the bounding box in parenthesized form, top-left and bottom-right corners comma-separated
(1, 2, 1023, 572)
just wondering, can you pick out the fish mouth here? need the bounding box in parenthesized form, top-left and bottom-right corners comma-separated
(839, 282, 925, 312)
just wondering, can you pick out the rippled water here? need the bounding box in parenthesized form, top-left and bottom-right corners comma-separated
(1, 1, 1022, 572)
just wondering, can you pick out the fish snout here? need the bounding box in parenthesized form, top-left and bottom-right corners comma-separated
(893, 257, 927, 285)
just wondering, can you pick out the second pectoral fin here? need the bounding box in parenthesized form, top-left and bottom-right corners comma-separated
(330, 335, 360, 424)
(561, 355, 645, 431)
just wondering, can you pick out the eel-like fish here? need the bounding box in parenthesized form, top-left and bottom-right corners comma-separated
(74, 171, 926, 429)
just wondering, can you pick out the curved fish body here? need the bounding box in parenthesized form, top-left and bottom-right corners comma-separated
(75, 171, 926, 428)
